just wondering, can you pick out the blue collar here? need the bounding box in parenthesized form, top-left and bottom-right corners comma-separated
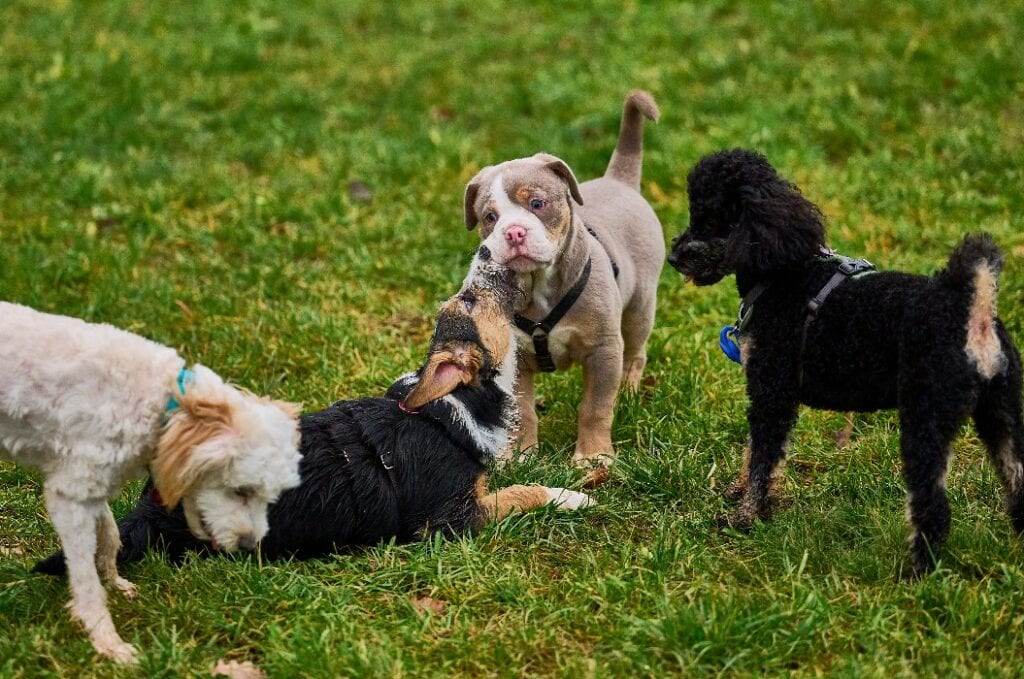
(165, 368, 194, 414)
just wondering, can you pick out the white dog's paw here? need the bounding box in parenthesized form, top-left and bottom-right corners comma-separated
(545, 488, 597, 510)
(113, 577, 138, 599)
(93, 636, 138, 665)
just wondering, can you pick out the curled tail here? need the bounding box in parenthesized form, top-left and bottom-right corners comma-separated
(604, 89, 660, 191)
(940, 233, 1007, 380)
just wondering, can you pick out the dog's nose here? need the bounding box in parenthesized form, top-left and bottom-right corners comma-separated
(505, 225, 527, 245)
(237, 535, 258, 551)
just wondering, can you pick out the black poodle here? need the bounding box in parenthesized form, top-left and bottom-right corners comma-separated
(35, 259, 593, 572)
(668, 148, 1024, 575)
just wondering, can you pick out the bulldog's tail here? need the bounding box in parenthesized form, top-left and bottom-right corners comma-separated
(604, 90, 659, 191)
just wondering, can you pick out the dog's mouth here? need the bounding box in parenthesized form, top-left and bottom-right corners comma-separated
(183, 501, 220, 551)
(504, 253, 550, 272)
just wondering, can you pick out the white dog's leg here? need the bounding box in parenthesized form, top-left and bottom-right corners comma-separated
(96, 507, 138, 599)
(45, 485, 138, 664)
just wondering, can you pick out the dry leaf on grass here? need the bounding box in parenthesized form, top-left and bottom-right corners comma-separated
(212, 659, 266, 679)
(411, 596, 447, 615)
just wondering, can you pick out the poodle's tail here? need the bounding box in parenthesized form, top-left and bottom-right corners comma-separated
(939, 233, 1007, 380)
(604, 90, 659, 191)
(32, 500, 155, 576)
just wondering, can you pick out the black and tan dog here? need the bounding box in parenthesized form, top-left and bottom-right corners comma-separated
(668, 148, 1024, 575)
(35, 259, 593, 570)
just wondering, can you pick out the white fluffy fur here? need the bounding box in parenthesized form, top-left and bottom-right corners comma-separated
(0, 302, 302, 663)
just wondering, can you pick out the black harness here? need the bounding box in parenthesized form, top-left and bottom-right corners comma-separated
(515, 257, 592, 372)
(732, 252, 876, 384)
(513, 224, 620, 372)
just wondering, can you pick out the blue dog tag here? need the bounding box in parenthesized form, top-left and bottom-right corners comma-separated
(719, 325, 742, 364)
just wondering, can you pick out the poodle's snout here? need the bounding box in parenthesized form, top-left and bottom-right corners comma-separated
(237, 535, 258, 551)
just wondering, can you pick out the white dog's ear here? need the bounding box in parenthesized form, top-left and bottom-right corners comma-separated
(464, 166, 491, 230)
(152, 391, 238, 508)
(533, 153, 584, 206)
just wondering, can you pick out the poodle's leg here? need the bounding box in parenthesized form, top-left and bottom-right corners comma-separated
(899, 390, 968, 576)
(477, 484, 595, 522)
(96, 507, 138, 598)
(726, 398, 798, 530)
(45, 485, 137, 664)
(972, 335, 1024, 531)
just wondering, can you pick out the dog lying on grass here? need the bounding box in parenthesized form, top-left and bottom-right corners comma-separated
(35, 258, 594, 573)
(0, 302, 302, 663)
(668, 148, 1024, 576)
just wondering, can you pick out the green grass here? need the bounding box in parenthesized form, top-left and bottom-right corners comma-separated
(2, 0, 1024, 675)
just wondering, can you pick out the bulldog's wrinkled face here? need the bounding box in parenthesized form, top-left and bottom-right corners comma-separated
(464, 154, 583, 274)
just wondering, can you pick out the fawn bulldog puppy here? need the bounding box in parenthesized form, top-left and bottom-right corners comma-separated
(463, 90, 664, 466)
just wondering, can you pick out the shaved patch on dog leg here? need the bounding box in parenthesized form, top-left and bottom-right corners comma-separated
(965, 266, 1005, 379)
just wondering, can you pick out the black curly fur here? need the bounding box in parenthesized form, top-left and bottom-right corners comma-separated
(669, 148, 1024, 576)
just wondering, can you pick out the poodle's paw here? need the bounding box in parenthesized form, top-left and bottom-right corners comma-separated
(91, 634, 138, 665)
(545, 488, 597, 510)
(723, 480, 747, 502)
(715, 509, 757, 533)
(113, 577, 138, 599)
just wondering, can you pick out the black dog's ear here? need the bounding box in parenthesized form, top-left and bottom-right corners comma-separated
(722, 159, 825, 273)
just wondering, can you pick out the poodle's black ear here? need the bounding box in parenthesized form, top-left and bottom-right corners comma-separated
(723, 160, 825, 273)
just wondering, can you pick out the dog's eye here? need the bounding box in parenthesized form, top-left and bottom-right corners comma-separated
(529, 198, 545, 211)
(460, 292, 477, 312)
(484, 211, 498, 225)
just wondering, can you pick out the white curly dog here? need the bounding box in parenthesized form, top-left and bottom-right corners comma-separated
(0, 301, 303, 663)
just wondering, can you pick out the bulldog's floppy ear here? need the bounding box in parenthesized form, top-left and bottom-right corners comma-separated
(464, 167, 491, 230)
(403, 343, 483, 409)
(534, 153, 584, 206)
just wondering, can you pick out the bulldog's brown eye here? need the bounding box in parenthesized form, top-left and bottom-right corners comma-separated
(460, 292, 477, 311)
(529, 198, 545, 211)
(484, 211, 498, 225)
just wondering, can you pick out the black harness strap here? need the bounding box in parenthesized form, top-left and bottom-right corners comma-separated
(798, 256, 876, 387)
(586, 226, 619, 279)
(514, 256, 593, 372)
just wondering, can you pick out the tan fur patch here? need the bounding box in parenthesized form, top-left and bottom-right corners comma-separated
(965, 266, 1004, 379)
(515, 187, 531, 203)
(739, 335, 755, 366)
(152, 395, 236, 508)
(478, 484, 550, 522)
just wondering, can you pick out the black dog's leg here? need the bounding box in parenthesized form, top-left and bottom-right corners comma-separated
(900, 401, 966, 576)
(724, 398, 799, 530)
(973, 333, 1024, 532)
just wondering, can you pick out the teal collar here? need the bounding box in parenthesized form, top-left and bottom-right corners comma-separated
(165, 368, 194, 415)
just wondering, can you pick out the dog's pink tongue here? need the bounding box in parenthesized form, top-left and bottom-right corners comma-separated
(210, 536, 218, 551)
(435, 362, 463, 382)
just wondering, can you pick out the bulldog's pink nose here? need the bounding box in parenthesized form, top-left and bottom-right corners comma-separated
(505, 225, 527, 246)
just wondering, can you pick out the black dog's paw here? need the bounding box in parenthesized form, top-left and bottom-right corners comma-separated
(714, 510, 756, 533)
(723, 482, 746, 503)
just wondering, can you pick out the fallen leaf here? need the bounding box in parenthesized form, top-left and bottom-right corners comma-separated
(581, 465, 609, 489)
(348, 180, 374, 203)
(411, 596, 446, 615)
(212, 659, 266, 679)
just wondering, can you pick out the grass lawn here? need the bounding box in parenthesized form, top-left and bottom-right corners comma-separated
(3, 0, 1024, 675)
